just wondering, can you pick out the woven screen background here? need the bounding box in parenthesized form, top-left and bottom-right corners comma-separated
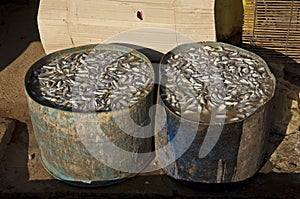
(242, 0, 300, 65)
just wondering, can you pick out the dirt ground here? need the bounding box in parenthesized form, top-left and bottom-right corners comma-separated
(0, 1, 299, 198)
(0, 0, 52, 188)
(0, 1, 44, 122)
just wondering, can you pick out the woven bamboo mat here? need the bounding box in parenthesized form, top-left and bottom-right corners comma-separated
(242, 0, 300, 65)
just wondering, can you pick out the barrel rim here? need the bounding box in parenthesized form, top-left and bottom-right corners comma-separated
(159, 41, 276, 124)
(24, 43, 155, 114)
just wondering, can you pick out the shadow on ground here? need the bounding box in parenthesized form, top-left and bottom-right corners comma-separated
(0, 1, 299, 198)
(241, 44, 299, 172)
(0, 0, 40, 71)
(1, 43, 299, 198)
(0, 120, 29, 192)
(0, 119, 299, 199)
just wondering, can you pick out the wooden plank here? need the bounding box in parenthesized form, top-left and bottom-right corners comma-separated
(38, 0, 216, 54)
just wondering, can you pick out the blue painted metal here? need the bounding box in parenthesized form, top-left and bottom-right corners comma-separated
(24, 44, 155, 187)
(155, 42, 276, 183)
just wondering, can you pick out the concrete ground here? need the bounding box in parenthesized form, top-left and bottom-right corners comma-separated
(0, 1, 299, 198)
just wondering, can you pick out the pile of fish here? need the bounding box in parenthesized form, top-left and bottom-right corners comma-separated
(161, 45, 274, 123)
(29, 48, 154, 112)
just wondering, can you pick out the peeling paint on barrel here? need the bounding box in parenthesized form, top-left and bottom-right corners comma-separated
(24, 44, 155, 186)
(156, 101, 272, 183)
(155, 42, 276, 183)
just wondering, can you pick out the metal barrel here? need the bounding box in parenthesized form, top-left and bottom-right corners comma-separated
(24, 44, 155, 187)
(155, 42, 276, 183)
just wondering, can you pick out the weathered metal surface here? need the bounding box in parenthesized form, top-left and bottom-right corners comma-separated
(24, 44, 155, 186)
(155, 42, 276, 183)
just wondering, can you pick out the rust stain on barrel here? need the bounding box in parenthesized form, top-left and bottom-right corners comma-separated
(24, 44, 155, 186)
(155, 42, 276, 183)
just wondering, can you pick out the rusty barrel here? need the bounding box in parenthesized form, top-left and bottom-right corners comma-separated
(155, 42, 276, 183)
(24, 44, 155, 186)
